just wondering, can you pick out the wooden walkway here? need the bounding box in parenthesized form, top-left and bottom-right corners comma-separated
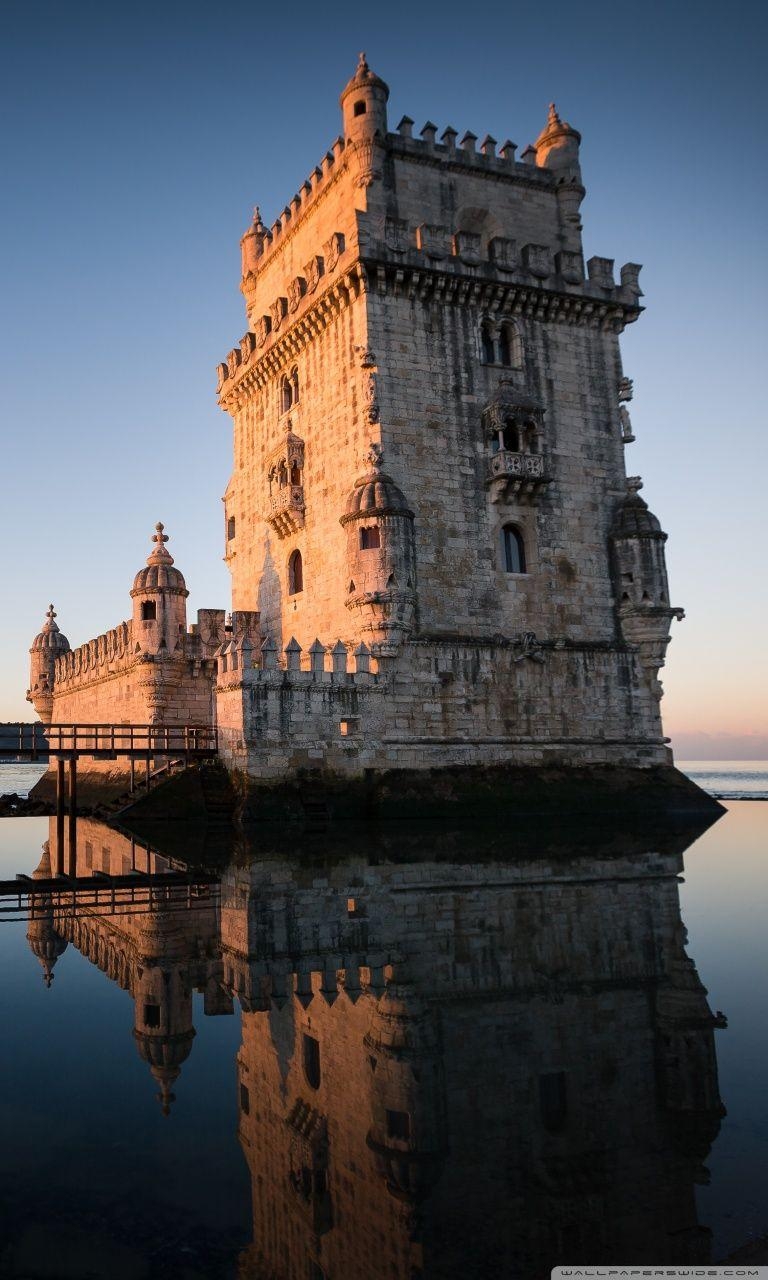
(0, 723, 217, 762)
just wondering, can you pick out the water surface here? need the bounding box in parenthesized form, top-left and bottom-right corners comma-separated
(0, 804, 765, 1276)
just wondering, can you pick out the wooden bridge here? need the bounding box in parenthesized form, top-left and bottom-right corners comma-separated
(0, 722, 218, 763)
(1, 723, 221, 871)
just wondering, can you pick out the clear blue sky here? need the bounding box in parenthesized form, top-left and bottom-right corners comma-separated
(1, 0, 765, 756)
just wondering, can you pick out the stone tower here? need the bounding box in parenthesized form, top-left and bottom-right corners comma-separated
(215, 59, 684, 786)
(27, 605, 70, 722)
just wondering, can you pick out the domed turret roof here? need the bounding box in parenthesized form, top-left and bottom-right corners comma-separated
(611, 479, 666, 539)
(339, 52, 390, 105)
(341, 446, 413, 524)
(534, 102, 581, 152)
(30, 605, 70, 654)
(131, 523, 189, 596)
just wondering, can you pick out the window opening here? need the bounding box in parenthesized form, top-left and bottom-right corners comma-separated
(143, 1003, 161, 1028)
(288, 549, 303, 595)
(502, 525, 526, 574)
(303, 1034, 321, 1089)
(359, 525, 381, 550)
(227, 515, 236, 540)
(141, 601, 156, 621)
(386, 1109, 411, 1140)
(353, 100, 367, 116)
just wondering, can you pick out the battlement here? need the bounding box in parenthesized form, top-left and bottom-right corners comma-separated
(217, 635, 378, 684)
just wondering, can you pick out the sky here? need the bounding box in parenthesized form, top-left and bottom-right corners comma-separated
(0, 0, 765, 757)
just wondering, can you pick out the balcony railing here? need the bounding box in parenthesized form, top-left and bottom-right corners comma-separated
(490, 450, 545, 479)
(267, 485, 305, 537)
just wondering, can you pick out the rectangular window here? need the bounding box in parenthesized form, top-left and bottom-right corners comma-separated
(143, 1003, 161, 1028)
(386, 1109, 411, 1140)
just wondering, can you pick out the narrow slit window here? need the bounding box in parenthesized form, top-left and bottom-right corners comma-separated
(303, 1034, 321, 1090)
(502, 525, 526, 574)
(227, 515, 236, 540)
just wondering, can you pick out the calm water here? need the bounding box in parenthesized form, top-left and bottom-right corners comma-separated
(0, 802, 766, 1277)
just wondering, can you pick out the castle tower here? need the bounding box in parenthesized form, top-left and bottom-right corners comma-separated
(132, 896, 195, 1115)
(27, 605, 70, 724)
(215, 60, 685, 785)
(130, 522, 189, 656)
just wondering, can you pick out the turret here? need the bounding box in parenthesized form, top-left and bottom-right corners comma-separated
(27, 604, 70, 724)
(26, 842, 67, 987)
(240, 205, 269, 281)
(130, 523, 189, 657)
(132, 895, 195, 1115)
(340, 445, 417, 653)
(339, 53, 389, 187)
(610, 478, 684, 698)
(533, 103, 584, 253)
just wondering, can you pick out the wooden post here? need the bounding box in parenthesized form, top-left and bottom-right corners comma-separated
(130, 755, 135, 794)
(55, 758, 65, 875)
(145, 752, 151, 794)
(68, 756, 77, 877)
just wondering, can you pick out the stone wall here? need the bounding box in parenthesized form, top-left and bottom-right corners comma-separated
(216, 632, 666, 780)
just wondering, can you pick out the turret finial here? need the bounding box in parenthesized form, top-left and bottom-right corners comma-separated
(357, 51, 368, 73)
(548, 102, 561, 126)
(145, 521, 174, 567)
(253, 205, 263, 229)
(46, 604, 56, 621)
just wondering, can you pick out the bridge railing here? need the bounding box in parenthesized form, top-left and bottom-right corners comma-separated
(45, 724, 218, 758)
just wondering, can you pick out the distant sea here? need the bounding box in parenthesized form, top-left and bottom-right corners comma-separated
(0, 759, 767, 801)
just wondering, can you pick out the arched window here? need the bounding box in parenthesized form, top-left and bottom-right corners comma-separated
(288, 549, 303, 595)
(290, 462, 302, 485)
(498, 321, 523, 369)
(227, 515, 236, 541)
(280, 367, 299, 414)
(480, 320, 496, 364)
(359, 525, 381, 550)
(141, 601, 156, 621)
(502, 525, 526, 574)
(501, 418, 519, 452)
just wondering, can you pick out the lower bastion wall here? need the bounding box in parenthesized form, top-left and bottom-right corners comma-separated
(216, 631, 668, 780)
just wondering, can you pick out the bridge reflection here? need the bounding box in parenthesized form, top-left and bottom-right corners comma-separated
(21, 816, 726, 1274)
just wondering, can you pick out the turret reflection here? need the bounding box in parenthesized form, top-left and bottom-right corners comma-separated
(27, 816, 227, 1113)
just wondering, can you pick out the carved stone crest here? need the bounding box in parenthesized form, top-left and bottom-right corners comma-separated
(356, 345, 377, 369)
(522, 244, 552, 279)
(489, 237, 517, 272)
(453, 230, 481, 265)
(255, 315, 272, 348)
(555, 249, 584, 284)
(323, 232, 345, 271)
(303, 255, 324, 293)
(226, 348, 241, 378)
(287, 276, 306, 313)
(416, 223, 448, 260)
(385, 217, 408, 253)
(270, 297, 288, 331)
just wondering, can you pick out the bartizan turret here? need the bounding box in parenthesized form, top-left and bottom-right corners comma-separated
(610, 477, 684, 698)
(531, 103, 585, 255)
(130, 522, 189, 657)
(340, 445, 417, 653)
(339, 52, 389, 187)
(27, 604, 70, 724)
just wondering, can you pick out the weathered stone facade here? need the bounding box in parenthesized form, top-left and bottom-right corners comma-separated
(216, 58, 683, 783)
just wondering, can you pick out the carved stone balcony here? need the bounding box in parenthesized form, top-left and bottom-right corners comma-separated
(267, 485, 305, 537)
(488, 450, 552, 503)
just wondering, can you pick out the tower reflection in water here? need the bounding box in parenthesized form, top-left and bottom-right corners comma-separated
(28, 816, 726, 1278)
